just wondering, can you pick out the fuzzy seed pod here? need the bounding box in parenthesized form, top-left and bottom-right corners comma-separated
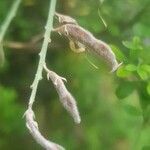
(45, 68, 81, 124)
(54, 24, 122, 72)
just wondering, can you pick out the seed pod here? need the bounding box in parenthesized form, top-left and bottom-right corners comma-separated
(54, 24, 122, 72)
(45, 68, 81, 124)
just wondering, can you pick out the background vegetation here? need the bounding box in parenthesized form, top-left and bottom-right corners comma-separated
(0, 0, 150, 149)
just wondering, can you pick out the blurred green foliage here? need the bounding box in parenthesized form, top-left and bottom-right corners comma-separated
(0, 0, 150, 150)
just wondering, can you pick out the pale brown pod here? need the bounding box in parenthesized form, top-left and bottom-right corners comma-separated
(44, 65, 81, 124)
(54, 24, 122, 72)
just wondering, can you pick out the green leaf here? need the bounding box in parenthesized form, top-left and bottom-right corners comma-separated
(122, 37, 143, 61)
(133, 22, 150, 37)
(122, 41, 134, 49)
(110, 44, 127, 62)
(142, 145, 150, 150)
(123, 104, 142, 116)
(125, 64, 137, 72)
(132, 36, 143, 50)
(137, 66, 149, 80)
(117, 66, 131, 78)
(133, 36, 140, 44)
(141, 64, 150, 74)
(116, 81, 135, 99)
(130, 37, 143, 59)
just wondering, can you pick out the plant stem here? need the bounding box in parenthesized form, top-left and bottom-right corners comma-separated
(28, 0, 57, 107)
(0, 0, 21, 66)
(0, 0, 22, 42)
(25, 0, 65, 149)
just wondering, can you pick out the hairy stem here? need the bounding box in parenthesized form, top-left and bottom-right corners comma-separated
(29, 0, 56, 108)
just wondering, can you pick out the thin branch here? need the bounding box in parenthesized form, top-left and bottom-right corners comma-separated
(28, 0, 56, 108)
(44, 64, 81, 124)
(25, 0, 65, 149)
(0, 0, 22, 42)
(0, 0, 22, 65)
(2, 33, 43, 52)
(3, 41, 39, 50)
(3, 39, 63, 52)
